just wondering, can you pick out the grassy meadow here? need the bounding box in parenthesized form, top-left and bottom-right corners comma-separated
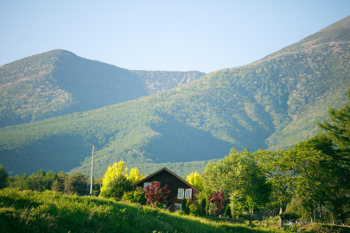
(1, 188, 349, 233)
(0, 188, 269, 233)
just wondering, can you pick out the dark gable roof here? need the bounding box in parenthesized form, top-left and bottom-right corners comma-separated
(132, 167, 201, 193)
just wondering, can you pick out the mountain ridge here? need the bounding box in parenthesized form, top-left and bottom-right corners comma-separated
(0, 49, 205, 127)
(0, 16, 350, 177)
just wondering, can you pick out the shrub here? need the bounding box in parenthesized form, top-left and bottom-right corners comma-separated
(196, 199, 203, 216)
(100, 174, 132, 198)
(224, 204, 232, 218)
(189, 204, 197, 216)
(181, 196, 187, 213)
(174, 210, 185, 216)
(122, 191, 134, 202)
(186, 198, 193, 215)
(132, 186, 147, 205)
(144, 181, 170, 208)
(208, 191, 225, 217)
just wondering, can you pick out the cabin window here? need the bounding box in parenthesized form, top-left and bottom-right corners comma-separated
(185, 189, 192, 199)
(178, 188, 184, 199)
(174, 204, 182, 211)
(143, 182, 151, 189)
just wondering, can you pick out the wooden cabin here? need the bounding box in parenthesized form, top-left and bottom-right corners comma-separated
(132, 167, 201, 211)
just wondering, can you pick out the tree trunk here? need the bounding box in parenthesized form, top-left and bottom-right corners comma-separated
(313, 208, 316, 223)
(279, 207, 283, 228)
(249, 208, 253, 225)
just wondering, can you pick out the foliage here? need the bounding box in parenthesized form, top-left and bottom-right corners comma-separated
(100, 161, 144, 198)
(0, 166, 8, 189)
(195, 199, 203, 216)
(285, 197, 309, 222)
(122, 186, 147, 205)
(143, 181, 170, 208)
(186, 171, 204, 190)
(127, 167, 146, 184)
(224, 204, 232, 218)
(64, 172, 88, 196)
(202, 149, 244, 194)
(208, 191, 225, 217)
(181, 196, 187, 213)
(256, 149, 298, 228)
(186, 198, 193, 215)
(229, 190, 245, 218)
(202, 149, 271, 220)
(242, 158, 272, 224)
(317, 89, 350, 152)
(100, 173, 132, 199)
(51, 171, 68, 193)
(189, 203, 197, 216)
(293, 133, 350, 223)
(8, 169, 57, 192)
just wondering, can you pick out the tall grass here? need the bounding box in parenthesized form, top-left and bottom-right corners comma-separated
(0, 188, 275, 233)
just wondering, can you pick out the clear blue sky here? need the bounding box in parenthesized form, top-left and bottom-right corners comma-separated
(1, 0, 349, 73)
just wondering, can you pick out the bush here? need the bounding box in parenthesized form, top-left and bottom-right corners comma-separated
(181, 196, 187, 213)
(189, 204, 197, 216)
(132, 186, 147, 205)
(174, 210, 185, 216)
(144, 181, 170, 208)
(122, 191, 134, 202)
(282, 212, 300, 221)
(196, 199, 203, 216)
(224, 204, 232, 218)
(186, 198, 193, 215)
(100, 174, 132, 198)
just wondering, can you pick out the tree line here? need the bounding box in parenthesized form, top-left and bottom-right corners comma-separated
(0, 167, 102, 196)
(195, 90, 350, 226)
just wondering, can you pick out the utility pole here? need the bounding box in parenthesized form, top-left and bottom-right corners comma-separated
(90, 145, 94, 196)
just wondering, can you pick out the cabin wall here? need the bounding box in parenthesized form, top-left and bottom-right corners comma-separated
(134, 170, 200, 204)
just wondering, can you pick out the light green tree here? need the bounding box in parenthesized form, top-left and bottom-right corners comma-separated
(100, 161, 145, 198)
(202, 148, 245, 193)
(186, 171, 204, 191)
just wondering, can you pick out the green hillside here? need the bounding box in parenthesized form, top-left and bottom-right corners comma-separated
(0, 50, 205, 128)
(0, 16, 350, 177)
(0, 189, 269, 233)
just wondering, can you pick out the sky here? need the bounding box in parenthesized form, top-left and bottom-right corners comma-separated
(1, 1, 350, 73)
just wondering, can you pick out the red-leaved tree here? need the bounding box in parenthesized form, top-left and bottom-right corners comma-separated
(144, 181, 170, 208)
(208, 191, 225, 216)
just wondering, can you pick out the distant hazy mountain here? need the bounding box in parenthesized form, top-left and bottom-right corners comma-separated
(1, 16, 349, 177)
(0, 50, 205, 128)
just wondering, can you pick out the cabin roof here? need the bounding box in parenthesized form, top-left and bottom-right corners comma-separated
(132, 167, 201, 193)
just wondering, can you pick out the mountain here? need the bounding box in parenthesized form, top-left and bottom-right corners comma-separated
(1, 16, 350, 177)
(0, 50, 205, 128)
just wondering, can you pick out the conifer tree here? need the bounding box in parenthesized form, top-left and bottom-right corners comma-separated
(0, 166, 8, 189)
(317, 89, 350, 156)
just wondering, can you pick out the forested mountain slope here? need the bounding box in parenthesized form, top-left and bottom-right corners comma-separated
(0, 16, 350, 177)
(0, 50, 205, 127)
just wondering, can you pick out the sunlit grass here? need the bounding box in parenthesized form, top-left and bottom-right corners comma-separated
(0, 188, 275, 233)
